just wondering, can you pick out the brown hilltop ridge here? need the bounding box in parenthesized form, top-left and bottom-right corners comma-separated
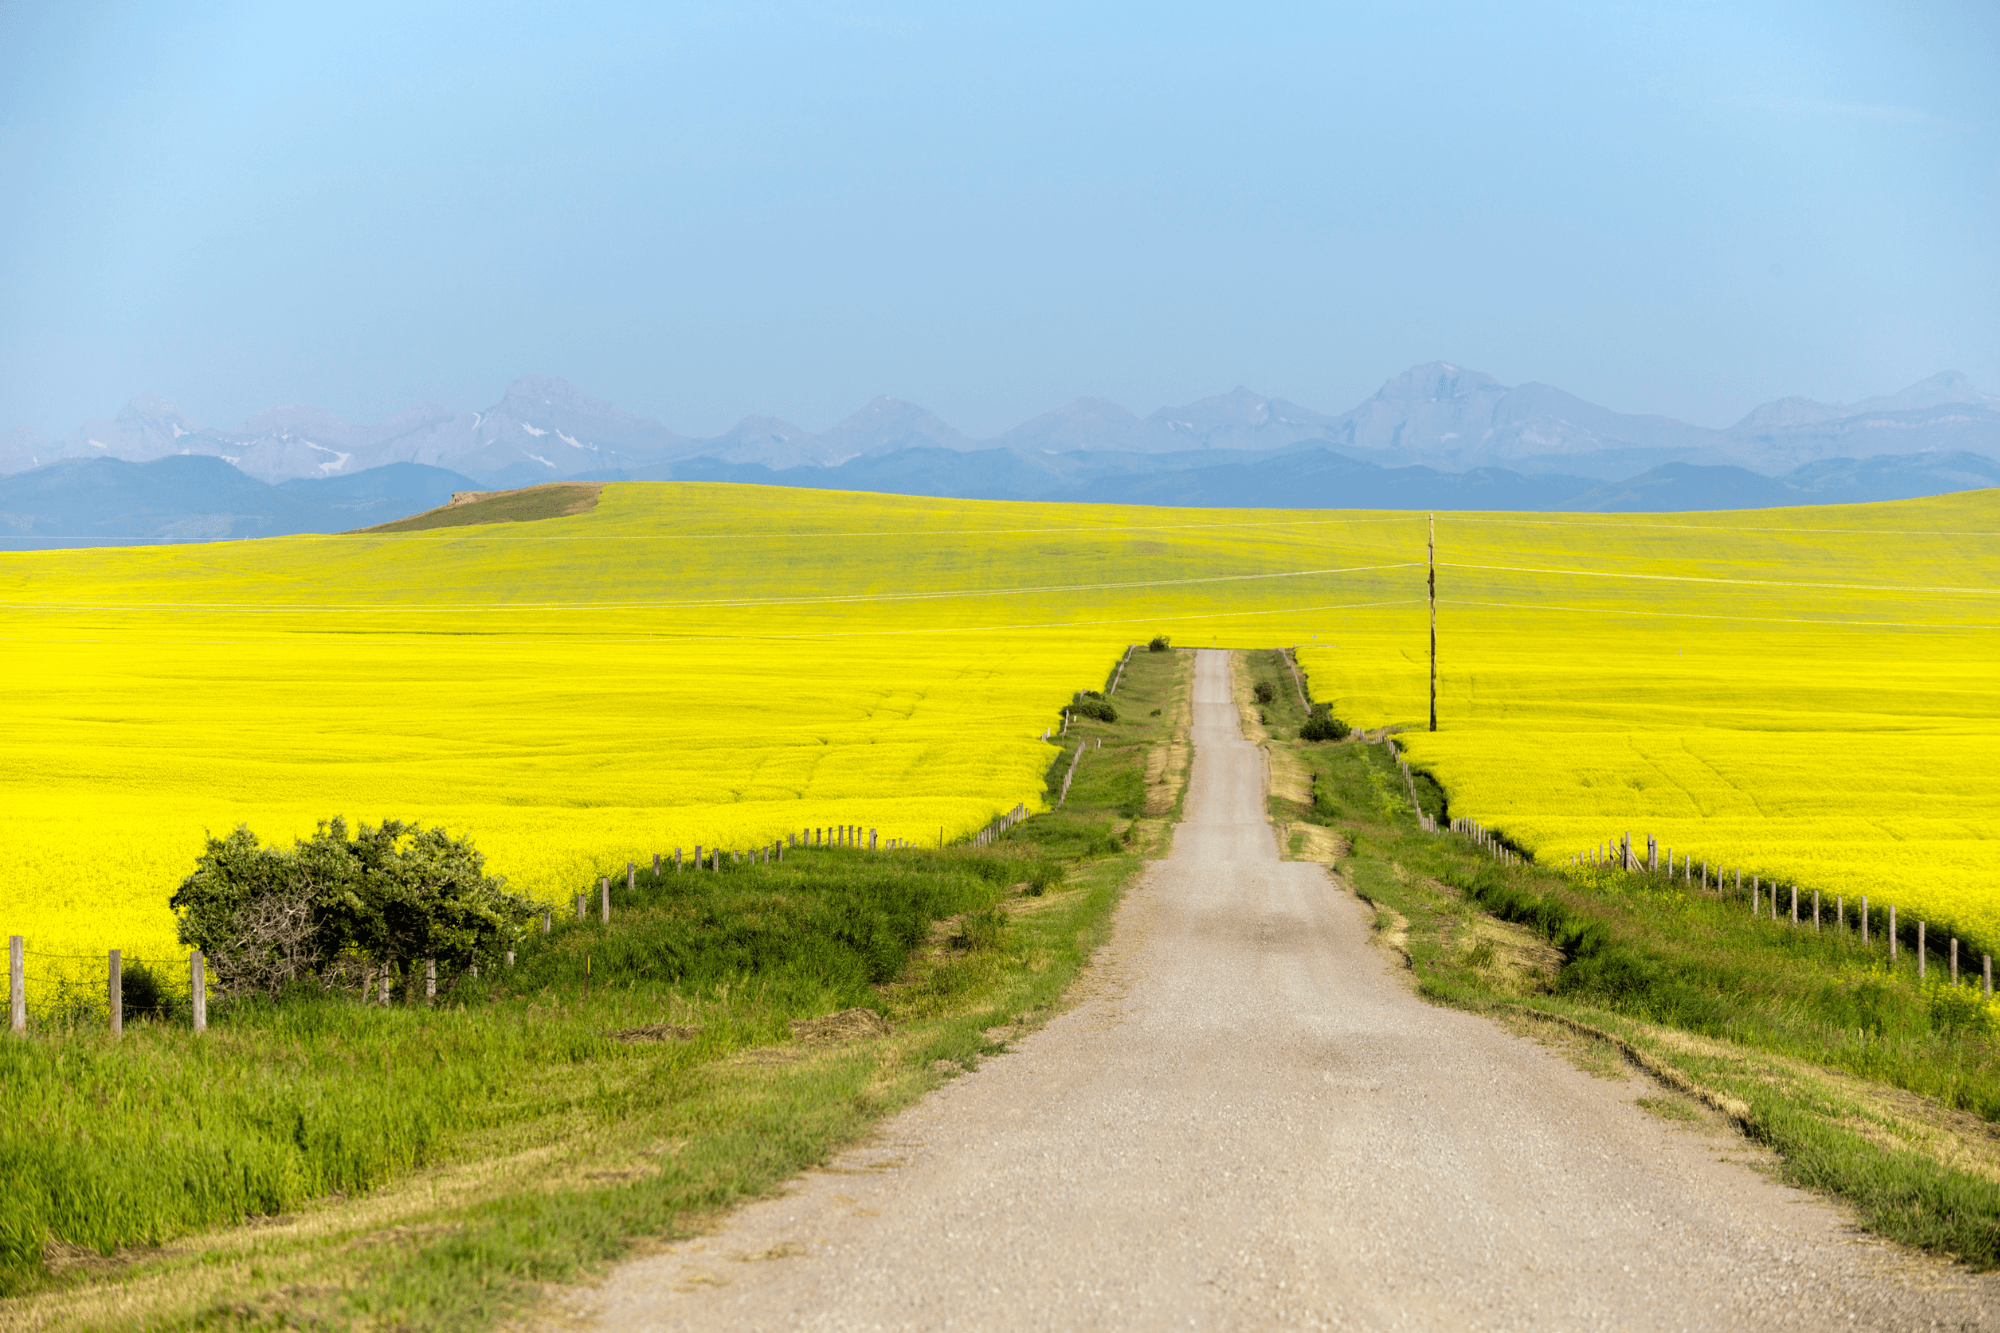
(347, 480, 603, 534)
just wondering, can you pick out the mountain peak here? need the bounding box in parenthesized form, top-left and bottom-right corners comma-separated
(1375, 362, 1504, 403)
(499, 375, 600, 417)
(1857, 370, 1994, 414)
(117, 393, 198, 427)
(819, 396, 969, 456)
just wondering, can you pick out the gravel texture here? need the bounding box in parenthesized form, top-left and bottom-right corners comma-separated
(561, 649, 1997, 1331)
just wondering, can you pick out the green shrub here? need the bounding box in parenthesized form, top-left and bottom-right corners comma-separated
(1147, 635, 1171, 652)
(1300, 714, 1349, 741)
(1071, 699, 1118, 723)
(1253, 682, 1275, 705)
(119, 960, 171, 1021)
(171, 819, 537, 998)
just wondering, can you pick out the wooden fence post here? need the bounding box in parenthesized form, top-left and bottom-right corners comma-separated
(627, 862, 636, 892)
(1950, 938, 1958, 986)
(542, 908, 552, 934)
(601, 877, 611, 924)
(109, 949, 122, 1038)
(1917, 919, 1924, 978)
(425, 959, 437, 1004)
(191, 950, 207, 1033)
(381, 969, 392, 1004)
(1790, 885, 1798, 925)
(1861, 895, 1869, 944)
(676, 847, 684, 870)
(653, 852, 661, 876)
(1986, 955, 1993, 999)
(8, 936, 21, 1033)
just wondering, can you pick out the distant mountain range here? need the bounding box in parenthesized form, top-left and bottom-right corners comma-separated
(642, 446, 2000, 512)
(7, 363, 1998, 487)
(0, 457, 477, 547)
(2, 364, 1995, 544)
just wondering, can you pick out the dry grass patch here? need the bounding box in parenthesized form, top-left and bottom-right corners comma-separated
(1284, 822, 1345, 863)
(352, 480, 604, 533)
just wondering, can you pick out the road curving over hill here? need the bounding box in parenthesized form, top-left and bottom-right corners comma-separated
(560, 649, 1998, 1331)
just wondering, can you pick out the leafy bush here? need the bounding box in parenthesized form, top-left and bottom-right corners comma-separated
(1071, 698, 1118, 723)
(1253, 682, 1275, 705)
(171, 819, 537, 998)
(1147, 635, 1171, 652)
(1300, 714, 1350, 741)
(120, 960, 170, 1021)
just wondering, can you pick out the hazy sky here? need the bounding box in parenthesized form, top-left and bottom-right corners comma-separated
(2, 1, 1995, 438)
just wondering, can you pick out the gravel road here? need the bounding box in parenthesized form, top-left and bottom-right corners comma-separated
(565, 649, 1997, 1331)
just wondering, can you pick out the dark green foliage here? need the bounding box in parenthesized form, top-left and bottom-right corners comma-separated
(1409, 769, 1449, 823)
(118, 960, 169, 1021)
(1253, 681, 1275, 705)
(1147, 635, 1171, 652)
(1299, 714, 1349, 741)
(1071, 698, 1118, 723)
(171, 819, 537, 997)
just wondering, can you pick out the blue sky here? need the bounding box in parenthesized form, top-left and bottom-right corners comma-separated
(2, 1, 1995, 438)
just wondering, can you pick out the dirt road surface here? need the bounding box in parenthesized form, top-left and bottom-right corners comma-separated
(561, 649, 1997, 1331)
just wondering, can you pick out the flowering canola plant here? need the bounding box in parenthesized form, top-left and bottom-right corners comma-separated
(4, 481, 1996, 998)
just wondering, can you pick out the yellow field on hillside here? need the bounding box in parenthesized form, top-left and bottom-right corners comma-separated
(3, 481, 1996, 999)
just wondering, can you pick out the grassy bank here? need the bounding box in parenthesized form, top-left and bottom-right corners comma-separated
(0, 648, 1194, 1332)
(1237, 647, 2000, 1269)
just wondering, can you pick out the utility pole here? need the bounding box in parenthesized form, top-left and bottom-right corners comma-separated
(1428, 513, 1437, 732)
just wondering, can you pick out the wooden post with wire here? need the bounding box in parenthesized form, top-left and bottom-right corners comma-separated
(1428, 512, 1437, 733)
(191, 950, 207, 1033)
(8, 936, 22, 1033)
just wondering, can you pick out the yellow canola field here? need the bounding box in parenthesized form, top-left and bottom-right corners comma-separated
(0, 483, 1432, 997)
(1298, 492, 2000, 948)
(5, 481, 1997, 998)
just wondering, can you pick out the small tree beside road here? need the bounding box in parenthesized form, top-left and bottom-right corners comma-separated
(171, 817, 535, 1001)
